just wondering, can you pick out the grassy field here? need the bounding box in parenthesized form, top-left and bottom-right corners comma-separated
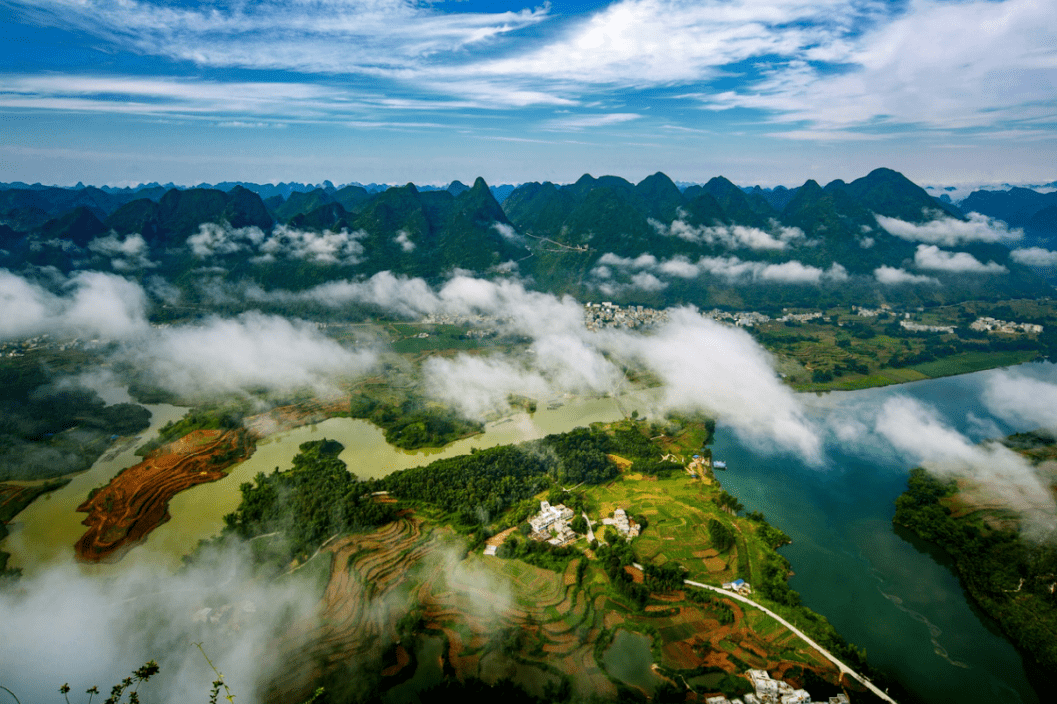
(909, 349, 1038, 378)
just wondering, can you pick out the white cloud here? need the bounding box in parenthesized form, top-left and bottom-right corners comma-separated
(422, 300, 821, 461)
(0, 547, 321, 704)
(394, 230, 416, 252)
(875, 395, 1055, 533)
(594, 252, 845, 284)
(187, 222, 267, 257)
(694, 256, 843, 284)
(13, 0, 549, 75)
(545, 113, 642, 129)
(87, 232, 156, 270)
(130, 311, 377, 397)
(613, 308, 822, 460)
(873, 265, 939, 285)
(629, 271, 668, 291)
(1010, 247, 1057, 267)
(652, 218, 806, 250)
(982, 370, 1057, 432)
(0, 269, 149, 341)
(701, 0, 1057, 134)
(875, 212, 1022, 246)
(913, 244, 1007, 274)
(187, 222, 367, 265)
(258, 225, 367, 265)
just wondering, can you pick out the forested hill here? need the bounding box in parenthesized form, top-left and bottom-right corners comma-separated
(2, 168, 1054, 312)
(894, 460, 1057, 677)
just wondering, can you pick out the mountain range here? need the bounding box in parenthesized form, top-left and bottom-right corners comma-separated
(2, 168, 1056, 313)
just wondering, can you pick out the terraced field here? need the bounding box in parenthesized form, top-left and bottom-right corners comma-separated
(75, 429, 255, 563)
(267, 500, 841, 701)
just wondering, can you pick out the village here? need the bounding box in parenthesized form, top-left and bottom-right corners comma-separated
(704, 670, 851, 704)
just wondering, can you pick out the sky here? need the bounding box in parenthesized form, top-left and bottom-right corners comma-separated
(1, 0, 1055, 188)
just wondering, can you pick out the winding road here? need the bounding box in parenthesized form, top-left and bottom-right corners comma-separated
(631, 563, 898, 704)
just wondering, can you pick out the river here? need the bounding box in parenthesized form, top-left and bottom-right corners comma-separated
(2, 365, 1054, 703)
(712, 361, 1057, 704)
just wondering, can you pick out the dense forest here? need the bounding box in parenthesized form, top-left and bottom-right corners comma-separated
(0, 354, 151, 481)
(222, 439, 396, 564)
(377, 426, 620, 527)
(348, 394, 482, 450)
(894, 467, 1057, 675)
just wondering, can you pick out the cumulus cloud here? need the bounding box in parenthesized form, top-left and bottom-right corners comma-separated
(913, 244, 1007, 274)
(982, 370, 1057, 432)
(188, 222, 367, 265)
(874, 265, 939, 285)
(129, 312, 377, 397)
(423, 297, 821, 461)
(1010, 247, 1057, 267)
(257, 225, 367, 265)
(393, 230, 415, 252)
(87, 232, 157, 270)
(629, 271, 667, 292)
(876, 213, 1022, 247)
(875, 395, 1055, 534)
(0, 546, 321, 704)
(613, 308, 822, 460)
(0, 269, 148, 341)
(694, 256, 845, 284)
(187, 222, 267, 257)
(593, 252, 846, 285)
(652, 218, 806, 250)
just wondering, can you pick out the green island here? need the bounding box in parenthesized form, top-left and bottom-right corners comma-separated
(197, 419, 897, 703)
(893, 435, 1057, 679)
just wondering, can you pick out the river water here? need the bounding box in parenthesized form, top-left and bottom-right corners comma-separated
(712, 361, 1057, 704)
(2, 365, 1054, 703)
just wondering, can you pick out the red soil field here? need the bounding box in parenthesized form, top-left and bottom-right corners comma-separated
(74, 429, 255, 563)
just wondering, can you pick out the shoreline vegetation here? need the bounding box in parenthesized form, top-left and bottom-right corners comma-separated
(893, 438, 1057, 681)
(190, 418, 899, 703)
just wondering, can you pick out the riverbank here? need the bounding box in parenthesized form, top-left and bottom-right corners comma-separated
(893, 464, 1057, 682)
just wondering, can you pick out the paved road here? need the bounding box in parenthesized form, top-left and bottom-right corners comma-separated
(631, 563, 898, 704)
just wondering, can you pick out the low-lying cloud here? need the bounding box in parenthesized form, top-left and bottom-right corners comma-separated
(0, 268, 148, 341)
(592, 252, 848, 286)
(876, 212, 1022, 246)
(913, 244, 1007, 273)
(0, 545, 320, 704)
(0, 269, 377, 398)
(874, 265, 939, 285)
(874, 395, 1055, 534)
(188, 222, 368, 265)
(1010, 247, 1057, 267)
(88, 233, 157, 271)
(128, 312, 377, 397)
(424, 299, 821, 461)
(651, 217, 807, 251)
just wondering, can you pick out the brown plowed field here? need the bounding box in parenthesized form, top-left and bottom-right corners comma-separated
(74, 429, 255, 563)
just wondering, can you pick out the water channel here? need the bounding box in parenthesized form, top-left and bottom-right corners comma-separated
(3, 364, 1054, 703)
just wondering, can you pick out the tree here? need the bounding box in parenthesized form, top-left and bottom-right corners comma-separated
(570, 514, 588, 534)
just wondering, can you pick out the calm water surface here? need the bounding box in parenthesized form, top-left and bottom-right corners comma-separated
(713, 362, 1057, 704)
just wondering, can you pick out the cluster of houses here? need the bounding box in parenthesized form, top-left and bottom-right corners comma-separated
(970, 316, 1044, 334)
(601, 508, 640, 540)
(583, 302, 670, 331)
(703, 670, 850, 704)
(529, 501, 578, 546)
(517, 501, 643, 549)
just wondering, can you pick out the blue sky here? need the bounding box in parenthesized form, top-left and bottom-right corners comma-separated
(1, 0, 1055, 188)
